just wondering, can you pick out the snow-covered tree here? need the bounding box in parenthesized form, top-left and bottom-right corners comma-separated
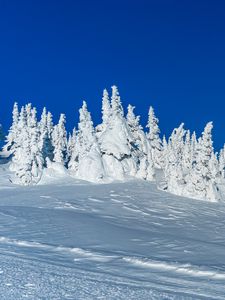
(209, 152, 219, 181)
(182, 130, 192, 173)
(47, 111, 54, 136)
(3, 102, 19, 152)
(39, 107, 54, 164)
(219, 145, 225, 179)
(102, 89, 111, 127)
(111, 85, 124, 117)
(96, 89, 112, 137)
(163, 123, 186, 195)
(67, 128, 76, 165)
(99, 88, 139, 179)
(70, 101, 105, 182)
(126, 104, 140, 132)
(146, 106, 162, 168)
(161, 135, 168, 169)
(126, 104, 154, 180)
(11, 105, 44, 185)
(52, 114, 67, 165)
(186, 122, 220, 201)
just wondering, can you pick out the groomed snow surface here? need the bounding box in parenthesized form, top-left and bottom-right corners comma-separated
(0, 164, 225, 299)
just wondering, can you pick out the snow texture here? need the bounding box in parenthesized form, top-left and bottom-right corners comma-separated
(0, 162, 225, 299)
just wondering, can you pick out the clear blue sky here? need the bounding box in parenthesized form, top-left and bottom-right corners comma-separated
(0, 0, 225, 149)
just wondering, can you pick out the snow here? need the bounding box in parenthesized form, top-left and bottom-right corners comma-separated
(0, 161, 225, 299)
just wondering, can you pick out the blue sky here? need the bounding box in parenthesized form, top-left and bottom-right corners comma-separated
(0, 0, 225, 149)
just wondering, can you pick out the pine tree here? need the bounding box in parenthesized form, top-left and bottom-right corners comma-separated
(99, 90, 138, 179)
(146, 106, 162, 168)
(11, 104, 44, 185)
(126, 104, 144, 177)
(47, 111, 54, 137)
(146, 144, 155, 181)
(209, 152, 219, 181)
(161, 135, 168, 169)
(102, 89, 111, 126)
(67, 127, 76, 165)
(96, 89, 111, 137)
(164, 124, 186, 195)
(52, 114, 67, 165)
(27, 107, 44, 184)
(218, 145, 225, 179)
(187, 122, 219, 201)
(39, 107, 54, 164)
(111, 85, 124, 117)
(71, 101, 105, 181)
(126, 104, 154, 179)
(182, 130, 192, 173)
(126, 104, 140, 132)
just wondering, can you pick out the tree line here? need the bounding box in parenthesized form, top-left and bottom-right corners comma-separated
(1, 86, 224, 202)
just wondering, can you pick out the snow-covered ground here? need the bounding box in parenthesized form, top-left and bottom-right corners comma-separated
(0, 162, 225, 299)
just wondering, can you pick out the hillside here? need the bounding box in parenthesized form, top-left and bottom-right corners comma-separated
(0, 161, 225, 299)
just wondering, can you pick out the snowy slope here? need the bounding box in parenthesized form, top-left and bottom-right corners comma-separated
(0, 163, 225, 299)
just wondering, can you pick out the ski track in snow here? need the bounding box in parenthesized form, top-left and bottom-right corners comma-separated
(0, 173, 225, 298)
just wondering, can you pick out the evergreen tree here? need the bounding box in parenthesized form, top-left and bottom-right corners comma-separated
(102, 89, 111, 127)
(146, 106, 162, 168)
(99, 90, 138, 179)
(71, 101, 105, 181)
(67, 128, 76, 165)
(161, 135, 168, 169)
(96, 89, 111, 136)
(219, 145, 225, 179)
(47, 111, 54, 137)
(182, 130, 192, 173)
(11, 105, 44, 185)
(164, 124, 186, 195)
(187, 122, 219, 201)
(39, 107, 54, 164)
(126, 104, 154, 179)
(111, 85, 124, 117)
(52, 114, 67, 165)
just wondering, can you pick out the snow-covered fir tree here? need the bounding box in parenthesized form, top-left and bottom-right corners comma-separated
(69, 101, 105, 182)
(146, 106, 163, 169)
(209, 152, 219, 181)
(102, 89, 111, 125)
(67, 127, 76, 165)
(126, 104, 154, 180)
(161, 135, 168, 170)
(99, 87, 139, 179)
(39, 107, 54, 164)
(182, 130, 192, 173)
(52, 114, 67, 165)
(111, 85, 124, 117)
(218, 145, 225, 179)
(11, 105, 44, 185)
(186, 122, 220, 201)
(96, 89, 111, 137)
(163, 123, 186, 195)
